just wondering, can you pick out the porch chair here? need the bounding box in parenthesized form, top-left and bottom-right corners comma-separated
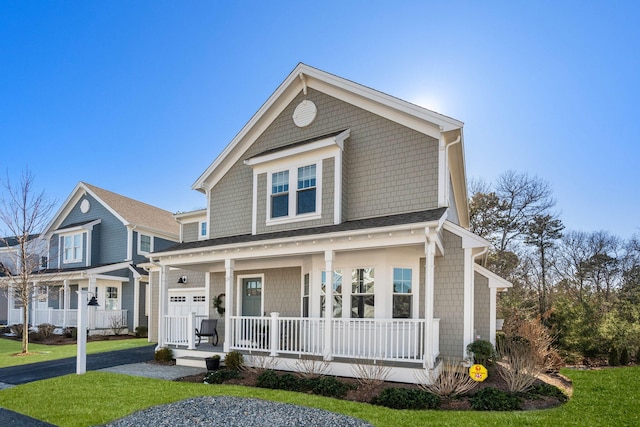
(195, 319, 219, 346)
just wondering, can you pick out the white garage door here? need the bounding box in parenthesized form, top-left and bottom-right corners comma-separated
(168, 289, 207, 316)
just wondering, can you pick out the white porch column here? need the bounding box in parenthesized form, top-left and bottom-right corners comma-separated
(204, 272, 211, 318)
(63, 280, 69, 328)
(133, 276, 141, 332)
(31, 280, 37, 326)
(157, 265, 168, 348)
(323, 250, 334, 361)
(489, 287, 497, 345)
(424, 237, 436, 369)
(223, 259, 234, 353)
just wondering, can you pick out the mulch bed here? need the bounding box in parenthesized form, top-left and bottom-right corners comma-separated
(175, 367, 572, 410)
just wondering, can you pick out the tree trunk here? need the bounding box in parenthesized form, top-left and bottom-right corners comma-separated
(22, 299, 29, 354)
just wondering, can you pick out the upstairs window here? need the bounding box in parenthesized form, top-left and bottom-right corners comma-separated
(271, 170, 289, 218)
(199, 221, 207, 239)
(297, 165, 316, 214)
(63, 233, 83, 263)
(139, 234, 152, 254)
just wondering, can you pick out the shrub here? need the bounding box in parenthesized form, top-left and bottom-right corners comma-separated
(10, 324, 25, 338)
(416, 358, 478, 399)
(609, 347, 620, 366)
(29, 331, 42, 342)
(529, 383, 568, 403)
(134, 326, 148, 338)
(66, 327, 78, 340)
(256, 370, 280, 389)
(203, 369, 240, 384)
(372, 387, 440, 410)
(224, 351, 244, 371)
(495, 335, 540, 393)
(620, 347, 630, 366)
(312, 376, 352, 398)
(470, 387, 522, 411)
(38, 323, 56, 338)
(467, 340, 495, 366)
(154, 347, 173, 362)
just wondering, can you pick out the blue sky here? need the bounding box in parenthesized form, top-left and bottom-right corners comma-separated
(1, 1, 638, 238)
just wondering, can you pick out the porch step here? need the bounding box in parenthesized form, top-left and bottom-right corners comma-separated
(175, 356, 207, 369)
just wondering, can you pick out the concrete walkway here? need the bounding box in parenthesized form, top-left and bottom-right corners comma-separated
(99, 362, 205, 380)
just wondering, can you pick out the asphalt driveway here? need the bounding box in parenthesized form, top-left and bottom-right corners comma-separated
(0, 344, 156, 386)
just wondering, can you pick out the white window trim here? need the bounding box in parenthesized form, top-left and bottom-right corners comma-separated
(265, 159, 323, 226)
(391, 266, 416, 319)
(137, 233, 154, 256)
(245, 131, 349, 234)
(60, 232, 85, 264)
(198, 221, 208, 240)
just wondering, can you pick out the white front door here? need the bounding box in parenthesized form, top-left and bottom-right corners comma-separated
(168, 289, 207, 316)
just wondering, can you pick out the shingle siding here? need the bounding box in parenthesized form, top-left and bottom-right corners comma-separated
(434, 229, 465, 358)
(209, 89, 439, 238)
(182, 222, 199, 242)
(474, 273, 490, 342)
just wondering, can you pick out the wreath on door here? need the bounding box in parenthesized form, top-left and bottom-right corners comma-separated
(212, 293, 225, 317)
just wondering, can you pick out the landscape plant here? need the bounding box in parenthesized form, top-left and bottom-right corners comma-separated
(415, 358, 478, 399)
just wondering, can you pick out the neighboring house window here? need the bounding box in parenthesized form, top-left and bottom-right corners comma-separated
(296, 165, 316, 214)
(393, 268, 412, 318)
(271, 170, 289, 218)
(199, 221, 207, 239)
(139, 234, 152, 254)
(321, 269, 343, 317)
(302, 273, 310, 317)
(351, 268, 374, 318)
(63, 233, 83, 263)
(105, 286, 119, 310)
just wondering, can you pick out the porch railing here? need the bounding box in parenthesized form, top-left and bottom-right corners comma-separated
(164, 313, 208, 349)
(7, 308, 126, 331)
(223, 315, 438, 364)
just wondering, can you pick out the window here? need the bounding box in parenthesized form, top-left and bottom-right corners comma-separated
(63, 233, 83, 263)
(105, 286, 119, 310)
(297, 165, 316, 214)
(139, 234, 152, 254)
(170, 296, 186, 302)
(268, 163, 320, 221)
(302, 274, 310, 317)
(193, 295, 206, 302)
(321, 270, 343, 317)
(199, 221, 207, 239)
(351, 268, 374, 318)
(393, 268, 413, 318)
(271, 170, 289, 218)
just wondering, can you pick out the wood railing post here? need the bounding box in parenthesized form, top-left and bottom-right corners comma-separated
(187, 312, 196, 350)
(270, 312, 279, 357)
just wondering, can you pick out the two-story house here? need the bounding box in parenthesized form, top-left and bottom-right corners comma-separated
(148, 64, 511, 383)
(6, 182, 179, 335)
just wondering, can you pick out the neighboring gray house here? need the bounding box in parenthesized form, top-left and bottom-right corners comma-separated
(6, 182, 179, 334)
(148, 64, 511, 383)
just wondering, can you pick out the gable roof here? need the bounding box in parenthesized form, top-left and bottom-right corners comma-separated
(44, 182, 179, 239)
(192, 63, 466, 195)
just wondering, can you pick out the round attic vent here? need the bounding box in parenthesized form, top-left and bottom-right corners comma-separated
(80, 199, 90, 213)
(292, 100, 317, 128)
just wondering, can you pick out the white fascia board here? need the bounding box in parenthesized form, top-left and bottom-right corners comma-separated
(153, 220, 441, 267)
(86, 261, 132, 275)
(128, 264, 145, 279)
(174, 209, 207, 222)
(43, 182, 88, 236)
(81, 183, 130, 227)
(54, 219, 102, 235)
(474, 263, 513, 289)
(131, 225, 179, 243)
(443, 221, 490, 249)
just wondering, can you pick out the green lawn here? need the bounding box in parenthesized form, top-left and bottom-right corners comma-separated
(0, 367, 638, 427)
(0, 337, 153, 367)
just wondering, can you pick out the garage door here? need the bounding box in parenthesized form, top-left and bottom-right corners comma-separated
(168, 289, 207, 316)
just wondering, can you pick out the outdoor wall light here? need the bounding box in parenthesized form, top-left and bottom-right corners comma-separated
(177, 276, 188, 284)
(88, 296, 100, 306)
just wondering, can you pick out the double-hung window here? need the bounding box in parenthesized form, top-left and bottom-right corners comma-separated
(139, 234, 152, 254)
(321, 269, 343, 317)
(63, 233, 83, 263)
(270, 164, 319, 220)
(351, 268, 375, 318)
(392, 268, 413, 318)
(271, 171, 289, 218)
(296, 165, 316, 214)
